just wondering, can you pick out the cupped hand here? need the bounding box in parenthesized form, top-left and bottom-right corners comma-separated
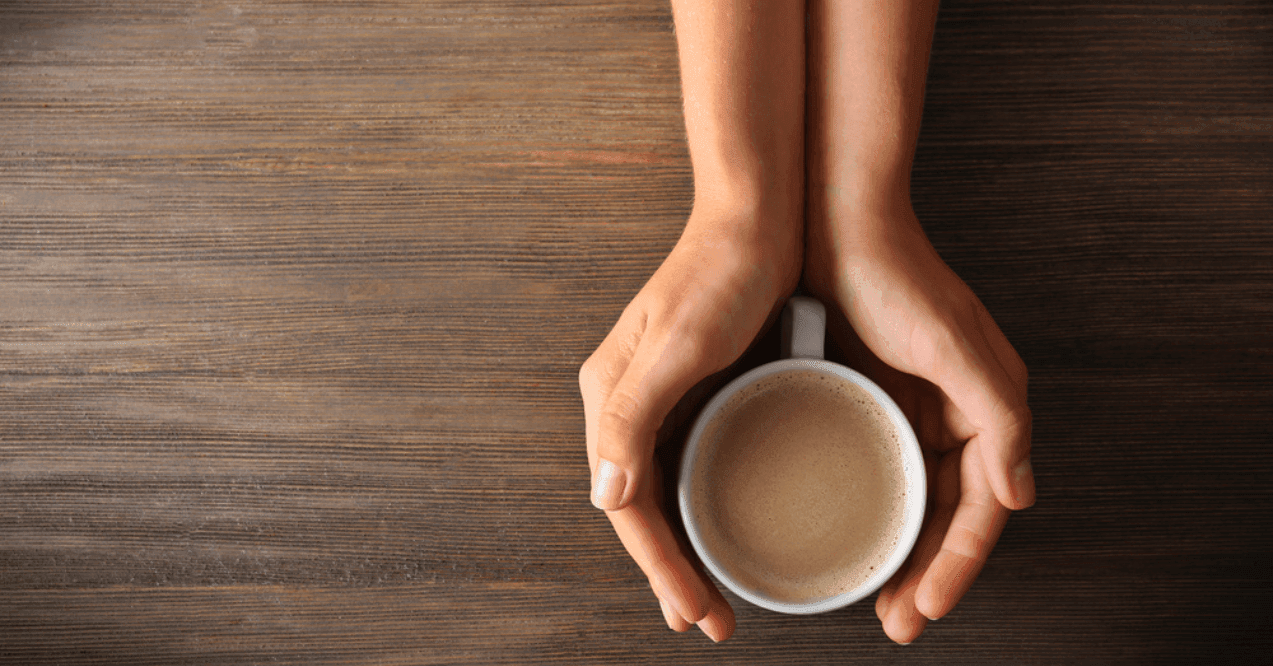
(804, 195, 1035, 645)
(579, 206, 801, 642)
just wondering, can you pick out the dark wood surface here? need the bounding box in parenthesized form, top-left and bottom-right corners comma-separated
(2, 1, 1270, 663)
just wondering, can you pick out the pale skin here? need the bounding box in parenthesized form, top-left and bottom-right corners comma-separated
(578, 0, 1035, 645)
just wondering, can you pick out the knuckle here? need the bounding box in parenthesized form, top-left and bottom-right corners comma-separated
(1017, 404, 1034, 444)
(578, 355, 602, 391)
(1002, 404, 1033, 455)
(1015, 357, 1029, 389)
(673, 321, 713, 361)
(647, 305, 716, 367)
(598, 389, 644, 441)
(1002, 339, 1029, 388)
(1008, 396, 1032, 426)
(658, 295, 701, 333)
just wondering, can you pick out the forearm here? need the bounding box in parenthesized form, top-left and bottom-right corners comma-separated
(670, 0, 804, 232)
(807, 0, 940, 213)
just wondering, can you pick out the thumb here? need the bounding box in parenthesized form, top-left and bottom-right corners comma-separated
(591, 327, 712, 511)
(924, 313, 1034, 511)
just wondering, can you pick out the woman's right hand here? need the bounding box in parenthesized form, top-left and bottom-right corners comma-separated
(579, 204, 801, 642)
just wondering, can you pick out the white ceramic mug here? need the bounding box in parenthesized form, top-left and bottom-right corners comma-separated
(677, 296, 927, 614)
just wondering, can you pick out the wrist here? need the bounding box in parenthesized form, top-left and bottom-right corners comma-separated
(691, 170, 802, 236)
(811, 169, 913, 233)
(683, 191, 804, 292)
(687, 192, 801, 256)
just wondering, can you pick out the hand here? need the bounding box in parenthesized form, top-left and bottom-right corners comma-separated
(804, 195, 1035, 645)
(579, 206, 801, 642)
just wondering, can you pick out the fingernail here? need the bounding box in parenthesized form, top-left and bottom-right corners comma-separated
(696, 602, 734, 643)
(697, 614, 726, 643)
(1012, 457, 1035, 508)
(591, 458, 627, 510)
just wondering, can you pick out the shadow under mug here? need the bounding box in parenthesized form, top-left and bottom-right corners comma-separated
(677, 296, 927, 614)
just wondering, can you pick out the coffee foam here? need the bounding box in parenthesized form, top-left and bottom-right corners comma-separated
(690, 369, 908, 604)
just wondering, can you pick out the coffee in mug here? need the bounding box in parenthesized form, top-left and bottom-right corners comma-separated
(690, 368, 908, 604)
(679, 296, 926, 614)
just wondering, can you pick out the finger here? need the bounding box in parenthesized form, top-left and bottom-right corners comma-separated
(914, 438, 1011, 621)
(985, 409, 1034, 511)
(879, 547, 930, 645)
(649, 454, 726, 639)
(695, 593, 736, 644)
(879, 448, 953, 644)
(679, 533, 737, 643)
(579, 304, 648, 467)
(877, 443, 939, 627)
(974, 304, 1036, 509)
(608, 489, 735, 641)
(875, 551, 912, 626)
(921, 305, 1032, 510)
(882, 579, 929, 645)
(657, 595, 692, 632)
(874, 576, 896, 623)
(592, 323, 714, 511)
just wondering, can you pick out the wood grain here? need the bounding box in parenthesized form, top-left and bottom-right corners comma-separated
(2, 0, 1270, 663)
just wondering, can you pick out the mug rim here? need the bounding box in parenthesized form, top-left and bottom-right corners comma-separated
(677, 358, 927, 615)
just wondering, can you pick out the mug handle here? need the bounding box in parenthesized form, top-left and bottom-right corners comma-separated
(781, 296, 826, 360)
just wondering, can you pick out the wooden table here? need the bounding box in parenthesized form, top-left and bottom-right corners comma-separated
(2, 1, 1269, 663)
